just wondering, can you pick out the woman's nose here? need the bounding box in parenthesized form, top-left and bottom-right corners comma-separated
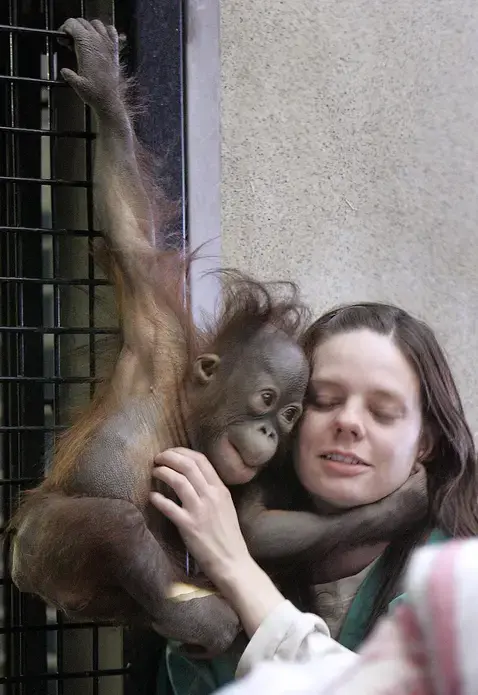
(334, 404, 365, 439)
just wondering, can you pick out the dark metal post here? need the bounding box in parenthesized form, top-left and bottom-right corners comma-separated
(0, 1, 188, 692)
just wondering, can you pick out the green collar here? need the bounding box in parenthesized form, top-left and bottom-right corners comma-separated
(158, 643, 242, 695)
(338, 528, 449, 650)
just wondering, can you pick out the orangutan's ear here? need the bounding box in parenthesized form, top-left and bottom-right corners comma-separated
(192, 354, 221, 385)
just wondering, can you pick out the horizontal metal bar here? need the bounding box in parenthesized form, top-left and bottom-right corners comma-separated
(0, 176, 91, 187)
(0, 225, 100, 237)
(0, 277, 110, 285)
(0, 75, 65, 86)
(0, 426, 66, 432)
(0, 126, 95, 139)
(0, 326, 118, 334)
(0, 376, 106, 384)
(0, 24, 67, 38)
(0, 666, 130, 684)
(0, 477, 39, 485)
(0, 620, 120, 633)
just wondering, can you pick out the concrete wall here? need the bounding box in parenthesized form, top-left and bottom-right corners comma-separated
(208, 1, 478, 431)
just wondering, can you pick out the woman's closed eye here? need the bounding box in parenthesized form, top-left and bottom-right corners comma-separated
(307, 394, 402, 423)
(371, 409, 399, 424)
(307, 395, 342, 410)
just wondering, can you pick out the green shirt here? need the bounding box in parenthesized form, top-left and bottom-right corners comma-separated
(157, 529, 448, 695)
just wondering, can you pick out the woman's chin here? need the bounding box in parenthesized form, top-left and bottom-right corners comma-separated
(307, 485, 375, 512)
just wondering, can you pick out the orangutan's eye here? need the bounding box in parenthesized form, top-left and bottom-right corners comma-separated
(283, 407, 299, 422)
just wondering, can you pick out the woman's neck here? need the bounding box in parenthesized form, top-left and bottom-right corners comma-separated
(311, 542, 389, 583)
(310, 494, 346, 515)
(307, 495, 391, 580)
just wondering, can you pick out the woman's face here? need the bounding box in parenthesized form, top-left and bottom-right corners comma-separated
(295, 329, 425, 510)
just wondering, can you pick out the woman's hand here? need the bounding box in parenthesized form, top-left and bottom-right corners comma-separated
(150, 447, 287, 637)
(150, 447, 251, 586)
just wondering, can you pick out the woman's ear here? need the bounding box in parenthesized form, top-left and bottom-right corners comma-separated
(417, 425, 435, 464)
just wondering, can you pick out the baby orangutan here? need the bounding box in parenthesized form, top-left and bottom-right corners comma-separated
(8, 18, 427, 656)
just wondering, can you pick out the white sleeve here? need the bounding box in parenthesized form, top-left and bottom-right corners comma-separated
(236, 599, 358, 679)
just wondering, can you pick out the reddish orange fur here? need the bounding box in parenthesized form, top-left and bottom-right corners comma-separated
(7, 34, 310, 537)
(3, 20, 313, 650)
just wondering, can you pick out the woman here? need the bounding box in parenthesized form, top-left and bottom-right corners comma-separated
(215, 537, 478, 695)
(151, 302, 478, 695)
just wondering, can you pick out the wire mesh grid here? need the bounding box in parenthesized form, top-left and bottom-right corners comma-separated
(0, 0, 152, 692)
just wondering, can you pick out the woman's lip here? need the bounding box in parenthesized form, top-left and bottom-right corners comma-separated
(319, 457, 370, 477)
(319, 452, 370, 466)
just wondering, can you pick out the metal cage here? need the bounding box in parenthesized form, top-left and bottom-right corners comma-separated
(0, 0, 186, 692)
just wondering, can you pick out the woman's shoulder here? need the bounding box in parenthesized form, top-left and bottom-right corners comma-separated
(338, 527, 449, 649)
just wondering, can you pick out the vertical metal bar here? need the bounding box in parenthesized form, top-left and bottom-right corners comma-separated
(51, 0, 93, 691)
(122, 2, 188, 692)
(44, 2, 64, 692)
(0, 0, 18, 688)
(80, 0, 101, 687)
(129, 0, 187, 247)
(14, 0, 49, 690)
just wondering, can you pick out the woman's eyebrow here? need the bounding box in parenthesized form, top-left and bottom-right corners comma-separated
(369, 389, 406, 405)
(310, 380, 407, 405)
(309, 378, 341, 389)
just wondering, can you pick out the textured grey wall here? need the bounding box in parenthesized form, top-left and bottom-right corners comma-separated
(219, 1, 478, 431)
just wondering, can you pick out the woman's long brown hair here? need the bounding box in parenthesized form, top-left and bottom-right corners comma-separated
(300, 302, 478, 635)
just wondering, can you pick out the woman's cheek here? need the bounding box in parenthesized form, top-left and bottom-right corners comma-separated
(384, 425, 421, 484)
(374, 448, 416, 496)
(299, 408, 327, 443)
(294, 412, 318, 474)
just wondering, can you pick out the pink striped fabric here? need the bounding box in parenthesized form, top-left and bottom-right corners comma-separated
(324, 539, 478, 695)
